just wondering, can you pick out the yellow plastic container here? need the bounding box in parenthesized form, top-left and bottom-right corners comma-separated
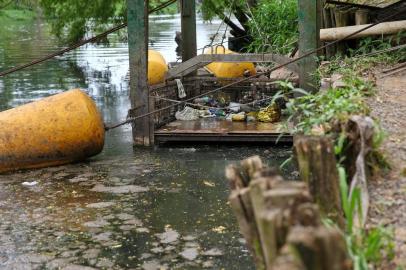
(148, 50, 168, 85)
(0, 89, 105, 173)
(203, 46, 256, 79)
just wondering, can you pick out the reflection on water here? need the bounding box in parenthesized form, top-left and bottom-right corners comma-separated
(0, 14, 291, 269)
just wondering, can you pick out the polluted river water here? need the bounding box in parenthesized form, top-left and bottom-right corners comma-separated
(0, 15, 294, 269)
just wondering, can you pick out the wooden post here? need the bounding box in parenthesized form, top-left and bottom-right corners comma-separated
(226, 156, 350, 270)
(322, 5, 337, 59)
(127, 0, 152, 146)
(334, 7, 350, 56)
(293, 136, 344, 228)
(355, 9, 369, 25)
(180, 0, 197, 62)
(298, 0, 321, 93)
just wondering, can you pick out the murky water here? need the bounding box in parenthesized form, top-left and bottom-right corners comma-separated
(0, 14, 293, 269)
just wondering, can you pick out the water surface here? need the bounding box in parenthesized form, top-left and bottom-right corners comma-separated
(0, 14, 292, 269)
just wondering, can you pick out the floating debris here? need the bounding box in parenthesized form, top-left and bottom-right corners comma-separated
(156, 229, 180, 244)
(86, 202, 115, 208)
(22, 181, 38, 186)
(179, 247, 199, 261)
(90, 184, 149, 194)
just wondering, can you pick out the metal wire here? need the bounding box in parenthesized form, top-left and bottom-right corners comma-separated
(0, 0, 177, 77)
(105, 8, 406, 131)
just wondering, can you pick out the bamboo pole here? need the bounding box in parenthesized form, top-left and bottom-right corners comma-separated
(320, 20, 406, 41)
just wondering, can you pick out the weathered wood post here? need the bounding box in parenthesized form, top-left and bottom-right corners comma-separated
(127, 0, 153, 146)
(294, 135, 345, 228)
(298, 0, 321, 93)
(226, 156, 351, 270)
(180, 0, 197, 62)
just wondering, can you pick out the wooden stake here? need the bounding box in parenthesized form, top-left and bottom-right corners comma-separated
(293, 135, 344, 228)
(355, 9, 369, 25)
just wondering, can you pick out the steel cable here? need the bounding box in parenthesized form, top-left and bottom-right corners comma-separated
(0, 0, 177, 77)
(105, 9, 406, 130)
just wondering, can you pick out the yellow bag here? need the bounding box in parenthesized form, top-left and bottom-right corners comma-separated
(257, 104, 281, 123)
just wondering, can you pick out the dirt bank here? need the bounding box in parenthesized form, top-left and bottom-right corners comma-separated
(368, 69, 406, 268)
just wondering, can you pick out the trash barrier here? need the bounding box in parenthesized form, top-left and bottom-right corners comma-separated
(203, 46, 256, 79)
(148, 50, 168, 85)
(0, 89, 105, 173)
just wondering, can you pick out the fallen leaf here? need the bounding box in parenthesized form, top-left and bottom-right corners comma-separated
(203, 181, 215, 187)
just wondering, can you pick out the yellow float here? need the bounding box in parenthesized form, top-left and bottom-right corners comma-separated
(203, 46, 256, 79)
(0, 89, 105, 173)
(148, 49, 168, 85)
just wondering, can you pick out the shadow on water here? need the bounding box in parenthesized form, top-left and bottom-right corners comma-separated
(0, 14, 295, 269)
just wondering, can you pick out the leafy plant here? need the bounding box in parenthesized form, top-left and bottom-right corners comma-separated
(338, 166, 395, 269)
(245, 0, 298, 54)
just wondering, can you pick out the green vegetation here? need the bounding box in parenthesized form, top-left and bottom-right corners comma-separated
(280, 48, 406, 268)
(201, 0, 298, 54)
(0, 8, 35, 21)
(39, 0, 179, 42)
(0, 0, 37, 21)
(246, 0, 298, 54)
(339, 167, 395, 269)
(0, 0, 178, 43)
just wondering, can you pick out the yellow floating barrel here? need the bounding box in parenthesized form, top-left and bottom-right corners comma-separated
(148, 49, 168, 85)
(203, 46, 256, 79)
(0, 89, 105, 173)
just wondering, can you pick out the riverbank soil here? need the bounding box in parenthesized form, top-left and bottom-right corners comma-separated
(368, 69, 406, 268)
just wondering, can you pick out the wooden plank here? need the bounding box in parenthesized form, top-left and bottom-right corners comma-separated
(181, 0, 197, 62)
(166, 54, 300, 79)
(127, 0, 151, 146)
(298, 0, 321, 93)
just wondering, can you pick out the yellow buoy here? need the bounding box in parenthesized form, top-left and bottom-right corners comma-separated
(148, 50, 168, 85)
(203, 46, 256, 79)
(0, 89, 105, 173)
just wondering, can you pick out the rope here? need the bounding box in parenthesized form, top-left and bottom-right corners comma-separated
(0, 0, 177, 77)
(105, 9, 405, 131)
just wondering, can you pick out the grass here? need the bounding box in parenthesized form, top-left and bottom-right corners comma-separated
(338, 167, 395, 270)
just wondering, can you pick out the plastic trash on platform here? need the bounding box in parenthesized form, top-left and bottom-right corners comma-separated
(175, 106, 200, 121)
(257, 104, 281, 123)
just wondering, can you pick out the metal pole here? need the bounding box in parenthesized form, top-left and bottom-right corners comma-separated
(127, 0, 152, 146)
(181, 0, 197, 62)
(298, 0, 321, 93)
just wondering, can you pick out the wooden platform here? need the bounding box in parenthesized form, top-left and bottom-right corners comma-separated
(154, 119, 292, 144)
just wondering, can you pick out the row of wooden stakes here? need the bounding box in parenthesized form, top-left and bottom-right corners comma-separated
(225, 116, 373, 269)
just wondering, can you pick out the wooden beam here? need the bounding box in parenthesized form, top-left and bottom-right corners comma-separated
(298, 0, 321, 93)
(166, 54, 300, 79)
(181, 0, 197, 62)
(127, 0, 152, 146)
